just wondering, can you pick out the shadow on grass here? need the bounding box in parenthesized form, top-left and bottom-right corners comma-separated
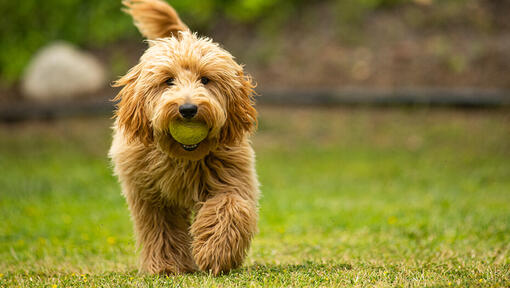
(12, 261, 352, 278)
(230, 261, 353, 276)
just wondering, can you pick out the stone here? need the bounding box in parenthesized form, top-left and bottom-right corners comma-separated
(21, 41, 106, 101)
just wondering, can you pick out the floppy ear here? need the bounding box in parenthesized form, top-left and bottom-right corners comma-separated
(123, 0, 189, 40)
(112, 64, 153, 145)
(220, 74, 258, 145)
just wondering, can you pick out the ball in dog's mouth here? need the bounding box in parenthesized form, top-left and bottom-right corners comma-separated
(169, 120, 208, 151)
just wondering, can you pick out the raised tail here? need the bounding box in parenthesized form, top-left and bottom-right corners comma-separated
(122, 0, 189, 39)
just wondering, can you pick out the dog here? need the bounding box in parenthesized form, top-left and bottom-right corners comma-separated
(109, 0, 259, 275)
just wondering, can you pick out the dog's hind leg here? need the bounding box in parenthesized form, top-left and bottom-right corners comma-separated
(126, 191, 197, 274)
(190, 193, 257, 275)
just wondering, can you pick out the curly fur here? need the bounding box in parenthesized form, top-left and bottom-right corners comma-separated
(109, 0, 259, 275)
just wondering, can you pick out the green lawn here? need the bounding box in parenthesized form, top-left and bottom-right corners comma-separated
(0, 107, 509, 287)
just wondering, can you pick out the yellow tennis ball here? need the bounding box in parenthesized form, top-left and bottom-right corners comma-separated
(169, 120, 208, 145)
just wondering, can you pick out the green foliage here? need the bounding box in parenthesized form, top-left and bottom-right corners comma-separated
(0, 0, 135, 85)
(0, 108, 509, 286)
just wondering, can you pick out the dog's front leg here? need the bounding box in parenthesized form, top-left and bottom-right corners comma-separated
(191, 193, 257, 275)
(125, 191, 197, 274)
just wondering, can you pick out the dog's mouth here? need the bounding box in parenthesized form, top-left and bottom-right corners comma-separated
(181, 143, 199, 151)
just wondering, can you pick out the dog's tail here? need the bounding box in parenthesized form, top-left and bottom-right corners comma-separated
(122, 0, 189, 39)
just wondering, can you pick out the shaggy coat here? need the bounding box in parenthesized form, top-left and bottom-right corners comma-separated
(109, 0, 259, 275)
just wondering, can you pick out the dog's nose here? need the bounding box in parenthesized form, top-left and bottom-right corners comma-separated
(179, 103, 198, 119)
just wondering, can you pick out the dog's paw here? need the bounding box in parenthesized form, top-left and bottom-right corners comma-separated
(190, 194, 257, 275)
(141, 257, 197, 275)
(192, 240, 240, 276)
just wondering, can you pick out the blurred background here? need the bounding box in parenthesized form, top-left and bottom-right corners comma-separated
(0, 0, 509, 286)
(1, 0, 510, 101)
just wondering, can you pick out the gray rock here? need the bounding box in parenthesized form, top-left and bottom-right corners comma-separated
(22, 42, 106, 101)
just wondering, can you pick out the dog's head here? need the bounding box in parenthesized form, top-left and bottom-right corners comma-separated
(113, 0, 257, 160)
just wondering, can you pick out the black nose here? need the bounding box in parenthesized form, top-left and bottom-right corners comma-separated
(179, 103, 198, 119)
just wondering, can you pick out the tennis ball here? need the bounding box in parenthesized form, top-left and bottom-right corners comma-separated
(169, 120, 208, 145)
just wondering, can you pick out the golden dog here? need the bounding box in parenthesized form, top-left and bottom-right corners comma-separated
(109, 0, 259, 275)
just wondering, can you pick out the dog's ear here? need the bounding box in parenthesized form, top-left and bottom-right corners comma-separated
(122, 0, 189, 40)
(220, 73, 258, 145)
(113, 63, 153, 145)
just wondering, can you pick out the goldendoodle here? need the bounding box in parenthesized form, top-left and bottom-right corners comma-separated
(109, 0, 259, 275)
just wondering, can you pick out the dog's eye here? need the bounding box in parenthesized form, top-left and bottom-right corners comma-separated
(165, 77, 175, 86)
(200, 77, 210, 85)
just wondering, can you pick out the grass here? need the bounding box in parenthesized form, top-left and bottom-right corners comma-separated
(0, 107, 509, 287)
